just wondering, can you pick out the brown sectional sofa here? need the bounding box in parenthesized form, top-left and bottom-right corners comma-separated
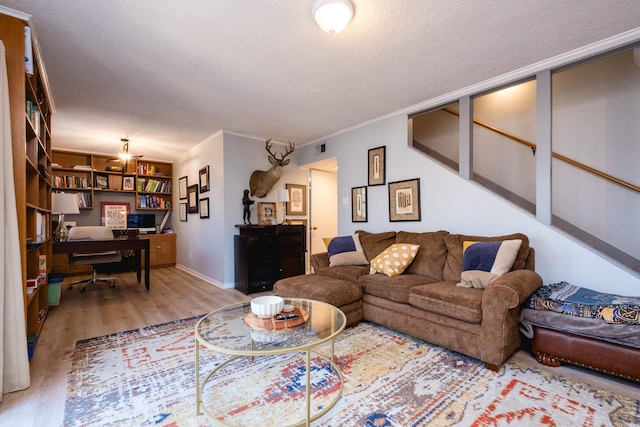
(274, 230, 543, 370)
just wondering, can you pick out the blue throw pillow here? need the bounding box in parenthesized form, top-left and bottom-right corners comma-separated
(327, 234, 368, 266)
(457, 239, 522, 289)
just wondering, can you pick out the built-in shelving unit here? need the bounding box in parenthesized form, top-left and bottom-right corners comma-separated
(52, 150, 173, 211)
(2, 12, 54, 356)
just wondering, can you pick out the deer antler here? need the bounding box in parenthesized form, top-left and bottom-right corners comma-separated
(282, 141, 295, 159)
(265, 138, 275, 159)
(265, 139, 295, 160)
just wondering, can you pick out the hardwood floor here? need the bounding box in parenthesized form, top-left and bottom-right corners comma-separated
(1, 267, 638, 426)
(0, 267, 262, 427)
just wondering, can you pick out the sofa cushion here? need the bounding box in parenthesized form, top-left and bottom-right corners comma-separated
(327, 234, 368, 266)
(316, 265, 370, 283)
(409, 282, 484, 324)
(273, 274, 362, 308)
(442, 233, 530, 282)
(360, 273, 434, 304)
(458, 239, 522, 289)
(396, 230, 449, 281)
(369, 243, 420, 277)
(356, 230, 397, 261)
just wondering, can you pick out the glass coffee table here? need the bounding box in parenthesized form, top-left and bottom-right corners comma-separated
(195, 298, 346, 427)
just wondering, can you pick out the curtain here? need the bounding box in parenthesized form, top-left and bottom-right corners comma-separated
(0, 41, 30, 400)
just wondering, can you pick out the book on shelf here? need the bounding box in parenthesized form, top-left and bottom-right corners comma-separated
(36, 212, 43, 237)
(24, 26, 34, 75)
(53, 175, 90, 188)
(75, 192, 92, 208)
(137, 195, 170, 209)
(27, 275, 45, 289)
(72, 165, 92, 170)
(39, 255, 46, 280)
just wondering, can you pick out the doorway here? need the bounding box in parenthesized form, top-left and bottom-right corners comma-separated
(307, 159, 338, 270)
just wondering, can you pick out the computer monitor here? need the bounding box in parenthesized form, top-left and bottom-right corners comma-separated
(127, 214, 156, 231)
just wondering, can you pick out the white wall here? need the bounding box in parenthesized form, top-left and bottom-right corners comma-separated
(173, 131, 225, 286)
(175, 131, 308, 288)
(298, 113, 640, 296)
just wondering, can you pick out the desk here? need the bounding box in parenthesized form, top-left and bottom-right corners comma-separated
(53, 238, 151, 290)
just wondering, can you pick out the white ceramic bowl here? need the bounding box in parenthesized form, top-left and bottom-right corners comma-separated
(251, 296, 284, 318)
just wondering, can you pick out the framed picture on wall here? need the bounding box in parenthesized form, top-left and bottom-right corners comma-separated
(368, 146, 386, 186)
(187, 184, 198, 213)
(286, 183, 307, 216)
(179, 203, 187, 222)
(351, 186, 367, 222)
(199, 166, 210, 193)
(179, 176, 188, 199)
(101, 202, 129, 229)
(388, 178, 421, 222)
(199, 198, 209, 218)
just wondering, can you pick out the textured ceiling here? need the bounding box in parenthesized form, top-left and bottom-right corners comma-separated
(2, 1, 640, 161)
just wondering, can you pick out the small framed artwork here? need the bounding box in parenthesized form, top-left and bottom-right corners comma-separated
(122, 175, 135, 191)
(101, 202, 129, 229)
(389, 178, 421, 222)
(199, 166, 210, 193)
(368, 146, 386, 186)
(258, 202, 276, 225)
(286, 183, 307, 216)
(94, 173, 109, 189)
(187, 184, 198, 213)
(199, 198, 210, 218)
(179, 203, 188, 222)
(179, 176, 188, 199)
(351, 186, 367, 222)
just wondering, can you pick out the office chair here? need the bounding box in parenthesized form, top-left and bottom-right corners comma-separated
(67, 226, 122, 292)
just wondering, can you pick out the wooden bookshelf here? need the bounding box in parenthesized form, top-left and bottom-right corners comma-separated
(52, 150, 173, 211)
(2, 13, 54, 354)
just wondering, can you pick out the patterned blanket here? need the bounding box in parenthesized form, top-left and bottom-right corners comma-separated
(525, 281, 640, 325)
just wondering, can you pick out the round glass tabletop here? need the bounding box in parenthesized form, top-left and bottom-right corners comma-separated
(195, 298, 346, 355)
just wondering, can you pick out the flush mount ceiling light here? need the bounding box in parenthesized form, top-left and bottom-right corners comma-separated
(312, 0, 354, 34)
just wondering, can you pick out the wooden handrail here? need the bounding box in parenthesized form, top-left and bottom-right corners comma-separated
(441, 108, 640, 193)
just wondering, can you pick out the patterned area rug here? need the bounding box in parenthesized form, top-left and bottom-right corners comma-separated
(64, 316, 640, 426)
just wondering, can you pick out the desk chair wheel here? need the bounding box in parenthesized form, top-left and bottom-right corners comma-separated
(67, 272, 118, 292)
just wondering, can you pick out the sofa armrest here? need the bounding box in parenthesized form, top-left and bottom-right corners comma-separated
(480, 269, 543, 366)
(310, 252, 330, 273)
(483, 269, 542, 309)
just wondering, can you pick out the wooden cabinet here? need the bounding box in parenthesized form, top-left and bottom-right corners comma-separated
(53, 233, 176, 272)
(2, 13, 54, 352)
(234, 225, 306, 294)
(143, 234, 177, 267)
(52, 150, 173, 211)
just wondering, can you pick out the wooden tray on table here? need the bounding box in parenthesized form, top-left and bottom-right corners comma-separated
(244, 307, 309, 332)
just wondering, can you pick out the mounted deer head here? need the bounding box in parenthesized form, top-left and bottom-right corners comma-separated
(249, 139, 295, 198)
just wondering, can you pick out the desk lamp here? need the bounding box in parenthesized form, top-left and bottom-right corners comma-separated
(278, 189, 289, 225)
(52, 192, 80, 240)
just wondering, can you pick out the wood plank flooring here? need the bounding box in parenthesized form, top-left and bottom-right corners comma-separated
(0, 267, 261, 427)
(1, 267, 638, 426)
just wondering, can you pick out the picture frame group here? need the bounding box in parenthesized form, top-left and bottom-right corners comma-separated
(351, 146, 421, 223)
